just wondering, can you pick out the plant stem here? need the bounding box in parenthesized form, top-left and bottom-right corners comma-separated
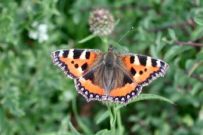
(78, 34, 96, 44)
(116, 108, 124, 135)
(72, 99, 92, 135)
(101, 37, 109, 51)
(107, 104, 124, 135)
(107, 105, 117, 134)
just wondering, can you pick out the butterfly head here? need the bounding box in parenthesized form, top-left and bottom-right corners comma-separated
(108, 45, 115, 53)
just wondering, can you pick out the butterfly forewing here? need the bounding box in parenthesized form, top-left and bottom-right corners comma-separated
(51, 49, 101, 79)
(121, 54, 168, 86)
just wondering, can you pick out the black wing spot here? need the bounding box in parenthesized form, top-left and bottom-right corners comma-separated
(130, 68, 136, 76)
(83, 71, 94, 81)
(130, 56, 135, 63)
(74, 64, 79, 68)
(81, 63, 88, 71)
(151, 58, 157, 67)
(55, 51, 60, 56)
(138, 55, 147, 66)
(144, 68, 147, 72)
(139, 71, 143, 75)
(85, 51, 90, 59)
(73, 50, 83, 59)
(63, 51, 69, 57)
(123, 74, 133, 86)
(71, 61, 74, 64)
(160, 61, 165, 67)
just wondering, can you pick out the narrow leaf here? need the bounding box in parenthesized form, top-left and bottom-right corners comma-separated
(68, 121, 81, 135)
(117, 93, 174, 109)
(95, 129, 114, 135)
(96, 111, 109, 124)
(78, 34, 96, 44)
(194, 10, 203, 25)
(96, 94, 174, 124)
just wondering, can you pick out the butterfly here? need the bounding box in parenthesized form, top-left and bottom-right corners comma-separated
(51, 46, 168, 103)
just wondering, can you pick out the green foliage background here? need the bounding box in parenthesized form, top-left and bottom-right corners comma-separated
(0, 0, 203, 135)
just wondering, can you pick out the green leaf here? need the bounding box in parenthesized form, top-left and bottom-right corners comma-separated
(96, 94, 174, 125)
(129, 93, 174, 104)
(78, 34, 96, 44)
(95, 111, 109, 124)
(168, 29, 177, 41)
(95, 129, 114, 135)
(68, 121, 81, 135)
(72, 100, 93, 135)
(194, 9, 203, 25)
(117, 93, 174, 109)
(0, 108, 6, 134)
(164, 46, 191, 61)
(39, 133, 57, 135)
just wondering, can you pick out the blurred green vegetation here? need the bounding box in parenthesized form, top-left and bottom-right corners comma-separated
(0, 0, 203, 135)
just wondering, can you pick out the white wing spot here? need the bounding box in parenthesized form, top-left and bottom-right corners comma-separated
(68, 49, 74, 59)
(62, 66, 65, 70)
(102, 96, 107, 100)
(80, 50, 87, 59)
(157, 60, 161, 67)
(134, 55, 140, 65)
(78, 68, 83, 73)
(59, 51, 63, 57)
(146, 57, 152, 67)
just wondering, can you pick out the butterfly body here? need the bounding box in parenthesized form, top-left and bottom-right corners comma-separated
(51, 47, 168, 103)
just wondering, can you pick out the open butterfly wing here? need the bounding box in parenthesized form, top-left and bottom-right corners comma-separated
(121, 54, 168, 86)
(51, 49, 101, 79)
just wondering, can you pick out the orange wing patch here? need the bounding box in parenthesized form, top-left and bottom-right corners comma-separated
(79, 78, 104, 95)
(75, 77, 105, 101)
(121, 54, 168, 86)
(110, 83, 137, 97)
(109, 83, 142, 103)
(76, 77, 142, 103)
(52, 49, 101, 79)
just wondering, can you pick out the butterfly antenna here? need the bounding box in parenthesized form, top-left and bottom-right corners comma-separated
(118, 26, 136, 43)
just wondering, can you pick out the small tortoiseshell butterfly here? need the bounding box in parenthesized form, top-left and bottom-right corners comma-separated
(51, 46, 168, 103)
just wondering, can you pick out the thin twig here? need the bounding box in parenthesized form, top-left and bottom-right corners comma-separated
(190, 73, 203, 82)
(185, 70, 203, 83)
(175, 41, 203, 47)
(148, 18, 195, 32)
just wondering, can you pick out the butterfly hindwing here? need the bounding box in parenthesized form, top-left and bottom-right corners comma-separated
(75, 76, 142, 103)
(74, 77, 106, 101)
(121, 54, 168, 86)
(51, 49, 101, 79)
(109, 82, 142, 103)
(75, 63, 142, 103)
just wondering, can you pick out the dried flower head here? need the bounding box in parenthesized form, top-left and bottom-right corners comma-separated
(88, 8, 115, 36)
